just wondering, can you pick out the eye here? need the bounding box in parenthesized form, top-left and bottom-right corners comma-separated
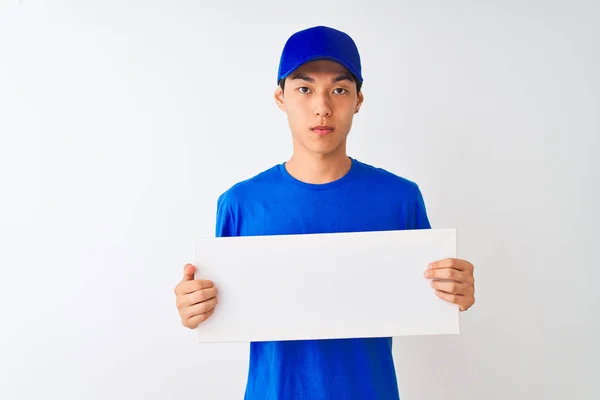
(298, 87, 312, 94)
(333, 88, 347, 95)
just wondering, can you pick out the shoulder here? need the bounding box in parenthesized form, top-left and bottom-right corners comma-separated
(352, 159, 431, 227)
(352, 158, 423, 197)
(216, 163, 282, 210)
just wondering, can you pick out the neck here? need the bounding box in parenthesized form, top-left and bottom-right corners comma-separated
(285, 147, 352, 184)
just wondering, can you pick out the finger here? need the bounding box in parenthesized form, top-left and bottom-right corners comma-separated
(430, 280, 471, 295)
(179, 286, 218, 308)
(186, 307, 216, 329)
(182, 297, 218, 320)
(425, 267, 469, 283)
(175, 279, 214, 295)
(428, 258, 472, 272)
(434, 289, 473, 311)
(183, 264, 196, 281)
(434, 289, 463, 307)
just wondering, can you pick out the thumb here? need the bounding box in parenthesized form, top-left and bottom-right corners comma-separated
(183, 264, 196, 281)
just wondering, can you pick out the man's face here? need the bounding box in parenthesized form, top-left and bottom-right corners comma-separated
(274, 60, 364, 158)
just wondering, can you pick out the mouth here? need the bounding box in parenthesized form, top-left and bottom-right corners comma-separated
(311, 125, 334, 135)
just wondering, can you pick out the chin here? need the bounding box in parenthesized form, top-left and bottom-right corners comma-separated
(292, 132, 348, 156)
(307, 143, 345, 156)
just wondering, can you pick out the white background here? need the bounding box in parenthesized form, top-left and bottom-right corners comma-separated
(0, 1, 598, 399)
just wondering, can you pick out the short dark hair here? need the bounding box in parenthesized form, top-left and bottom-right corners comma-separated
(278, 73, 363, 93)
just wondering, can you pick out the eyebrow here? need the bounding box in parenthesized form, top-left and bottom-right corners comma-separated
(289, 73, 355, 84)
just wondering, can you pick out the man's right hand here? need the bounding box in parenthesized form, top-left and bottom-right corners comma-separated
(174, 263, 218, 329)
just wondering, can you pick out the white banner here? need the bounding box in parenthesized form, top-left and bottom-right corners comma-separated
(193, 228, 460, 342)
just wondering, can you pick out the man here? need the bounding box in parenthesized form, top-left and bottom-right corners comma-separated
(174, 25, 475, 399)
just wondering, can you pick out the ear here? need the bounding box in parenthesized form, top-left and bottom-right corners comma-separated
(354, 91, 364, 114)
(274, 86, 285, 111)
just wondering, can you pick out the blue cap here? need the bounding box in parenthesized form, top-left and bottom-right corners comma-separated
(277, 26, 363, 85)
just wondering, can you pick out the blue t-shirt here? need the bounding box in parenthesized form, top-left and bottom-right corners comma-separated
(214, 157, 431, 400)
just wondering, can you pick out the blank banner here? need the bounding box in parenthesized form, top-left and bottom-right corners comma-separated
(193, 228, 460, 342)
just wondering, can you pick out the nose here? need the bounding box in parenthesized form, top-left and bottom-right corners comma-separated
(313, 93, 332, 117)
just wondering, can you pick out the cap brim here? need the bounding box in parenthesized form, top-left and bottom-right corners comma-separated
(279, 54, 363, 83)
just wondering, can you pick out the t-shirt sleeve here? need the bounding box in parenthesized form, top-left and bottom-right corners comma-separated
(215, 192, 238, 238)
(408, 184, 431, 230)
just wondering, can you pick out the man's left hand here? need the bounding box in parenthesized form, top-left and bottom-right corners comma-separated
(424, 258, 475, 311)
